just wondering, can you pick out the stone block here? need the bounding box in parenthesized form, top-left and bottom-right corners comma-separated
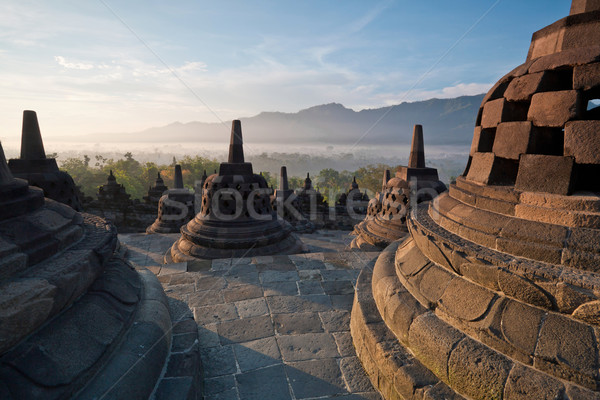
(470, 127, 495, 155)
(266, 294, 331, 314)
(235, 297, 268, 318)
(528, 90, 582, 128)
(504, 364, 564, 400)
(565, 120, 600, 164)
(272, 312, 323, 335)
(482, 99, 521, 128)
(573, 62, 600, 90)
(466, 152, 518, 185)
(277, 332, 339, 362)
(497, 269, 553, 308)
(232, 337, 281, 372)
(515, 154, 574, 195)
(285, 359, 345, 399)
(236, 364, 292, 400)
(439, 277, 496, 322)
(340, 356, 374, 392)
(500, 300, 545, 357)
(319, 310, 350, 332)
(535, 313, 598, 388)
(408, 312, 464, 381)
(448, 337, 512, 400)
(504, 71, 557, 102)
(217, 315, 274, 344)
(493, 122, 535, 160)
(199, 346, 237, 378)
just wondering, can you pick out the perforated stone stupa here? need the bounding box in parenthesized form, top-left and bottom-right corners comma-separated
(8, 110, 82, 210)
(351, 125, 446, 251)
(147, 164, 195, 234)
(0, 142, 173, 399)
(166, 120, 306, 261)
(351, 2, 600, 399)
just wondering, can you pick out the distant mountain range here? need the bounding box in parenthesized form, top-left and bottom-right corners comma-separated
(79, 94, 484, 145)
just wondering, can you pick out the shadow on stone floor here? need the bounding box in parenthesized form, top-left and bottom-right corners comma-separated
(198, 326, 381, 400)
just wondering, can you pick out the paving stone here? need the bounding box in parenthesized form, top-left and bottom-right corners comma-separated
(166, 350, 200, 378)
(286, 358, 346, 399)
(259, 270, 299, 283)
(203, 374, 237, 397)
(224, 271, 260, 287)
(277, 332, 339, 362)
(195, 275, 227, 291)
(319, 310, 351, 332)
(187, 290, 225, 307)
(297, 280, 324, 295)
(212, 259, 232, 270)
(255, 262, 296, 272)
(273, 312, 324, 335)
(333, 332, 355, 357)
(217, 315, 274, 344)
(153, 377, 194, 400)
(267, 295, 332, 314)
(194, 304, 238, 325)
(236, 364, 292, 400)
(235, 298, 268, 318)
(293, 259, 327, 270)
(298, 270, 322, 281)
(330, 294, 355, 310)
(232, 337, 282, 372)
(322, 280, 355, 295)
(262, 281, 299, 297)
(168, 274, 196, 286)
(223, 283, 263, 302)
(198, 324, 221, 348)
(199, 345, 237, 378)
(172, 332, 198, 353)
(321, 270, 352, 281)
(186, 259, 212, 272)
(340, 356, 374, 392)
(159, 262, 188, 275)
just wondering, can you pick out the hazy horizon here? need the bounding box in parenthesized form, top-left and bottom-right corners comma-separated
(0, 1, 569, 143)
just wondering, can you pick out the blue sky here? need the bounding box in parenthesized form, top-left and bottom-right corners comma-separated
(0, 0, 570, 139)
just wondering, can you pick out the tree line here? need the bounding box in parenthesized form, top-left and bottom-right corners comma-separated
(59, 153, 397, 205)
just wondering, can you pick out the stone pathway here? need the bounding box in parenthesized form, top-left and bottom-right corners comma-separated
(119, 231, 382, 400)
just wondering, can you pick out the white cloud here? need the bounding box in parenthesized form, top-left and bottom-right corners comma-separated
(54, 56, 94, 70)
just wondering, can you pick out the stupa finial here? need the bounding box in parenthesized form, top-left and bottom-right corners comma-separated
(228, 120, 244, 163)
(408, 124, 425, 168)
(280, 166, 289, 191)
(20, 110, 46, 160)
(174, 165, 184, 189)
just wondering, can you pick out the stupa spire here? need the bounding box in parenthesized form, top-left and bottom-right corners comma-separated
(408, 124, 425, 168)
(20, 110, 46, 160)
(228, 120, 244, 163)
(0, 142, 14, 185)
(280, 166, 289, 191)
(174, 165, 184, 189)
(382, 169, 391, 191)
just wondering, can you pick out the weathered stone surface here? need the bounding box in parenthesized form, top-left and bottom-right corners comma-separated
(528, 91, 582, 128)
(504, 364, 565, 400)
(236, 364, 292, 400)
(439, 277, 496, 322)
(470, 126, 495, 155)
(232, 337, 281, 372)
(217, 315, 274, 344)
(504, 71, 557, 101)
(565, 120, 600, 164)
(573, 62, 600, 90)
(277, 332, 339, 361)
(448, 337, 512, 400)
(498, 270, 553, 308)
(319, 310, 350, 332)
(266, 294, 331, 314)
(515, 154, 574, 195)
(501, 300, 545, 357)
(466, 152, 518, 185)
(273, 312, 323, 335)
(535, 313, 598, 388)
(573, 300, 600, 324)
(286, 358, 345, 399)
(481, 98, 527, 128)
(408, 312, 464, 381)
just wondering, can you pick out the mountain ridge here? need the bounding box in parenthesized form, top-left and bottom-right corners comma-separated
(66, 94, 484, 145)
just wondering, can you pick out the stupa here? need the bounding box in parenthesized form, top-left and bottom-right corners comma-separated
(8, 110, 82, 210)
(97, 170, 131, 206)
(147, 164, 195, 234)
(296, 173, 328, 218)
(0, 142, 173, 398)
(144, 171, 168, 206)
(166, 120, 306, 261)
(336, 176, 369, 215)
(351, 125, 446, 251)
(271, 166, 315, 233)
(351, 2, 600, 399)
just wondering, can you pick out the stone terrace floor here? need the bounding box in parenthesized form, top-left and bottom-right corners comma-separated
(119, 231, 383, 400)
